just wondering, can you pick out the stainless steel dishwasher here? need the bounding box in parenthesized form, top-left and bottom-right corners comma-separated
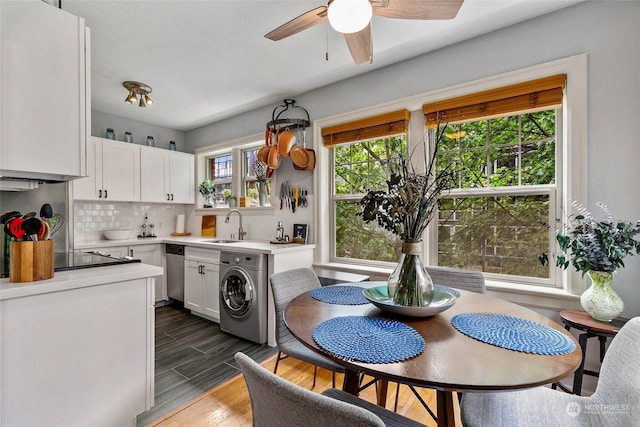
(165, 244, 185, 302)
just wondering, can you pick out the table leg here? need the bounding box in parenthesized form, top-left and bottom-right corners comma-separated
(342, 369, 360, 396)
(376, 379, 388, 407)
(436, 390, 456, 427)
(572, 333, 589, 395)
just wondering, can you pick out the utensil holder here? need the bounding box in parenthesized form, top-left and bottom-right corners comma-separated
(9, 240, 54, 283)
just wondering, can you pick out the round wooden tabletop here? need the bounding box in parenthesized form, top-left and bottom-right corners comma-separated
(559, 309, 627, 335)
(284, 286, 582, 393)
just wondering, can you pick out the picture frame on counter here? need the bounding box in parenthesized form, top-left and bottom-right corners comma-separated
(293, 223, 308, 244)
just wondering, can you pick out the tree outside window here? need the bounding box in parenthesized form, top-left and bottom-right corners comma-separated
(436, 110, 557, 281)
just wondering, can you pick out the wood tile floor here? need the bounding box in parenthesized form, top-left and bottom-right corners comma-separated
(136, 305, 277, 427)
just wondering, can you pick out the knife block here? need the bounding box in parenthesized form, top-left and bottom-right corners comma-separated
(9, 240, 54, 283)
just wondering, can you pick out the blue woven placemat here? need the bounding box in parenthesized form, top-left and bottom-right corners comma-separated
(312, 316, 424, 363)
(451, 313, 576, 355)
(310, 285, 370, 305)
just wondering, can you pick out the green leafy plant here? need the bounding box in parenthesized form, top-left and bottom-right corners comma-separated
(221, 189, 236, 201)
(199, 180, 216, 196)
(359, 125, 455, 242)
(540, 202, 640, 276)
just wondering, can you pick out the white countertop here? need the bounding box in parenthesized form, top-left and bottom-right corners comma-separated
(76, 236, 315, 255)
(0, 263, 163, 301)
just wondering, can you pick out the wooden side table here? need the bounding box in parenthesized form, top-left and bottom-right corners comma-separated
(553, 309, 627, 395)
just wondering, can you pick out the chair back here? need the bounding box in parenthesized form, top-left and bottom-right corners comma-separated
(425, 265, 485, 294)
(235, 352, 384, 427)
(592, 316, 640, 420)
(269, 268, 322, 346)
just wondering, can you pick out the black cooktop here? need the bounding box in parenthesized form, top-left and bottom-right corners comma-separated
(54, 251, 141, 272)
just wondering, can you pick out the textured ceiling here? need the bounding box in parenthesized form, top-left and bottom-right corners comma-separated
(61, 0, 582, 131)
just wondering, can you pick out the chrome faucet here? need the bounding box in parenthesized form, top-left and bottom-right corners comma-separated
(225, 209, 246, 240)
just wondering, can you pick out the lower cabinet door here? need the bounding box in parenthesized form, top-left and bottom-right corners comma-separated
(184, 259, 203, 313)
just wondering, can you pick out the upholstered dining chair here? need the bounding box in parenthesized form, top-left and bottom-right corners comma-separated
(460, 316, 640, 426)
(235, 352, 424, 427)
(393, 266, 486, 420)
(269, 268, 345, 388)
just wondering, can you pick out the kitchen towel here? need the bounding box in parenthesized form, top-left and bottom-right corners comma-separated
(176, 215, 185, 234)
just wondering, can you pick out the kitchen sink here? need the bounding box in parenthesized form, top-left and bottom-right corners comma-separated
(201, 239, 242, 244)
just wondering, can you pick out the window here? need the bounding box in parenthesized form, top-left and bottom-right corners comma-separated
(242, 147, 270, 206)
(316, 56, 586, 297)
(425, 74, 565, 287)
(197, 134, 271, 209)
(323, 110, 410, 264)
(208, 153, 233, 205)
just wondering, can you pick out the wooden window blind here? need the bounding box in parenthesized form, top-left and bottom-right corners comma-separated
(322, 109, 411, 147)
(422, 74, 566, 128)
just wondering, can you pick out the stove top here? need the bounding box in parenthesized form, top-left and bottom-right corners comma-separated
(54, 251, 141, 272)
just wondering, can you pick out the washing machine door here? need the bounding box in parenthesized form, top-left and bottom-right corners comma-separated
(220, 266, 254, 318)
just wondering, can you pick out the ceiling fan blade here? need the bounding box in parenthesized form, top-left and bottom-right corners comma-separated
(344, 23, 373, 65)
(264, 6, 328, 41)
(372, 0, 464, 20)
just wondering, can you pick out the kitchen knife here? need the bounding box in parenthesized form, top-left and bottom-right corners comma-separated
(279, 182, 285, 210)
(295, 186, 299, 210)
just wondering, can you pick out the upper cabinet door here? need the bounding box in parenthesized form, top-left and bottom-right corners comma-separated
(140, 147, 171, 203)
(140, 148, 194, 204)
(0, 0, 89, 180)
(102, 140, 140, 202)
(169, 151, 195, 204)
(73, 137, 103, 200)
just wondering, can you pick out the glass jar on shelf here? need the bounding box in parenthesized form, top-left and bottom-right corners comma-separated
(146, 136, 155, 147)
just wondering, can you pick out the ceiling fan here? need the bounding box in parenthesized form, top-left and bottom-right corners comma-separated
(265, 0, 464, 65)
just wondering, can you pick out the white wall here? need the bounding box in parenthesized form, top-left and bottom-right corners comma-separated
(92, 110, 186, 152)
(185, 1, 640, 319)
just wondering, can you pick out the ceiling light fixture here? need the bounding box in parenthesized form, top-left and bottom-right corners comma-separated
(327, 0, 372, 34)
(122, 81, 153, 107)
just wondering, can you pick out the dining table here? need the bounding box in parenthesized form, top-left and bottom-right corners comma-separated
(284, 282, 582, 427)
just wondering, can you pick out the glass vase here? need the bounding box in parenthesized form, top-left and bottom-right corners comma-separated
(387, 241, 434, 307)
(580, 271, 624, 322)
(204, 195, 215, 208)
(258, 182, 268, 206)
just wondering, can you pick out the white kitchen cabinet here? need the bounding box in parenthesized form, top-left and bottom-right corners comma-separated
(140, 146, 195, 204)
(81, 244, 165, 302)
(73, 137, 141, 201)
(185, 247, 220, 322)
(0, 269, 157, 427)
(130, 244, 166, 303)
(0, 0, 89, 181)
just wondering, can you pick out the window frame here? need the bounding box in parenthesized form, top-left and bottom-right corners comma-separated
(314, 54, 587, 300)
(330, 134, 408, 267)
(431, 109, 562, 289)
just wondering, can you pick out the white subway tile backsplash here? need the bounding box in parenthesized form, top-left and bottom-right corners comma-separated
(74, 201, 188, 242)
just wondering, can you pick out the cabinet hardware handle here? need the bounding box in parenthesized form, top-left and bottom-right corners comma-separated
(171, 194, 174, 201)
(99, 189, 102, 198)
(104, 189, 108, 199)
(167, 194, 170, 201)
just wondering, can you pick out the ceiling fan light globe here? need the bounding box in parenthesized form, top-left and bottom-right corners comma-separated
(328, 0, 372, 34)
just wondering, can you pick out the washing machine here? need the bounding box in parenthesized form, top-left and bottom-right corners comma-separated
(219, 251, 268, 344)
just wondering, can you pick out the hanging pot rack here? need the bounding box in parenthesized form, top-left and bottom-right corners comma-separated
(266, 99, 310, 131)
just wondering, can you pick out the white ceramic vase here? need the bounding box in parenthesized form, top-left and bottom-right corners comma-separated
(580, 270, 624, 322)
